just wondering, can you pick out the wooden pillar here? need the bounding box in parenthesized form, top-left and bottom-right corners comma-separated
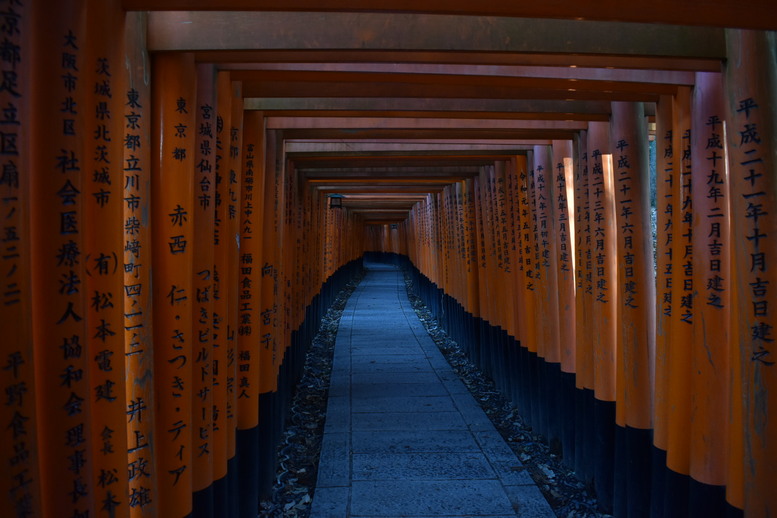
(552, 139, 577, 466)
(85, 2, 130, 517)
(123, 12, 156, 517)
(464, 177, 480, 353)
(689, 70, 731, 515)
(236, 109, 264, 517)
(258, 129, 281, 497)
(505, 157, 527, 409)
(211, 70, 230, 503)
(610, 101, 656, 517)
(30, 3, 93, 516)
(573, 130, 596, 484)
(0, 1, 41, 517)
(651, 94, 676, 517)
(723, 28, 777, 518)
(587, 121, 617, 512)
(190, 63, 216, 516)
(574, 131, 594, 483)
(474, 173, 492, 371)
(665, 86, 693, 516)
(224, 80, 242, 515)
(151, 52, 196, 518)
(552, 140, 577, 375)
(518, 158, 540, 429)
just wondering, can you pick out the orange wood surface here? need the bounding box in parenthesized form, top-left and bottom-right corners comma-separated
(30, 3, 94, 515)
(226, 79, 243, 461)
(191, 63, 216, 493)
(666, 87, 693, 476)
(552, 140, 577, 374)
(573, 131, 595, 391)
(586, 122, 617, 403)
(724, 29, 777, 516)
(237, 110, 265, 430)
(150, 52, 196, 517)
(532, 145, 561, 365)
(610, 101, 655, 431)
(0, 1, 40, 516)
(652, 96, 675, 453)
(85, 2, 130, 515)
(211, 70, 231, 483)
(123, 12, 157, 517)
(689, 71, 730, 488)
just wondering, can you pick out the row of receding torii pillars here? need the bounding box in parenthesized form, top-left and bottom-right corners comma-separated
(1, 2, 776, 518)
(374, 31, 776, 518)
(1, 3, 371, 518)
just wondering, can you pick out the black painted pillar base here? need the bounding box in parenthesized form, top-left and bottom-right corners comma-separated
(192, 482, 214, 518)
(237, 426, 260, 518)
(594, 398, 616, 514)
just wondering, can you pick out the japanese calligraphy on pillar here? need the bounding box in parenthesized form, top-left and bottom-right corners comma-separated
(679, 126, 693, 324)
(700, 114, 727, 310)
(123, 16, 155, 511)
(733, 97, 773, 366)
(614, 136, 639, 309)
(51, 21, 93, 517)
(555, 161, 572, 273)
(659, 126, 674, 319)
(226, 84, 242, 454)
(238, 110, 264, 428)
(86, 3, 129, 512)
(151, 53, 195, 516)
(590, 148, 609, 304)
(575, 147, 593, 300)
(0, 2, 40, 516)
(191, 64, 215, 495)
(724, 29, 777, 515)
(520, 168, 535, 291)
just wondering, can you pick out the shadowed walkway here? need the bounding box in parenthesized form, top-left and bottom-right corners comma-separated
(310, 261, 555, 518)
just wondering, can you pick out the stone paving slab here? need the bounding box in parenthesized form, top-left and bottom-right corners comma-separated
(351, 395, 458, 413)
(352, 452, 496, 481)
(310, 262, 555, 518)
(350, 480, 517, 516)
(351, 411, 468, 431)
(348, 381, 449, 398)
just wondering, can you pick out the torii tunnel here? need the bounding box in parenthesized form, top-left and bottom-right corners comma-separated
(2, 1, 777, 517)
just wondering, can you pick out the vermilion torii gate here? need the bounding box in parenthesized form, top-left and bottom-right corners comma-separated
(1, 1, 775, 517)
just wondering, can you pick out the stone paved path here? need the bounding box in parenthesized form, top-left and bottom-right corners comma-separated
(310, 261, 556, 518)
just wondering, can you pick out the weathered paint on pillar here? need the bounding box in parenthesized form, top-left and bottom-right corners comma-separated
(85, 2, 129, 516)
(151, 52, 196, 517)
(123, 11, 156, 517)
(690, 71, 730, 491)
(30, 3, 94, 516)
(724, 28, 777, 517)
(0, 1, 41, 517)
